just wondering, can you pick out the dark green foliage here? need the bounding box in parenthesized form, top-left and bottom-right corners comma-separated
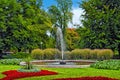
(0, 0, 52, 52)
(18, 57, 40, 72)
(2, 54, 15, 59)
(80, 0, 120, 58)
(12, 52, 30, 59)
(2, 52, 30, 59)
(0, 59, 22, 65)
(23, 57, 33, 70)
(90, 60, 120, 70)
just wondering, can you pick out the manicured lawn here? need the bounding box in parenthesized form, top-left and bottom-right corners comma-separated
(0, 65, 20, 79)
(0, 65, 120, 80)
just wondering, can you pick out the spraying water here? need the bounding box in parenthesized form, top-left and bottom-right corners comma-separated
(56, 27, 65, 60)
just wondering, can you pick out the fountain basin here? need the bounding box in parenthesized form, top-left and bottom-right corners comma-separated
(31, 60, 97, 68)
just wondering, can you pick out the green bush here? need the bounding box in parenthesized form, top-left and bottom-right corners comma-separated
(89, 49, 99, 59)
(82, 49, 91, 59)
(12, 52, 30, 59)
(71, 49, 83, 59)
(2, 54, 15, 59)
(0, 59, 22, 65)
(64, 51, 71, 60)
(2, 52, 30, 59)
(90, 60, 120, 70)
(43, 48, 60, 60)
(70, 49, 114, 60)
(31, 49, 44, 60)
(71, 49, 91, 59)
(97, 49, 114, 60)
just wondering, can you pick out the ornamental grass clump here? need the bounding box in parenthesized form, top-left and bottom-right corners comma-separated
(90, 49, 99, 59)
(97, 49, 114, 60)
(31, 49, 44, 60)
(64, 51, 71, 59)
(71, 49, 91, 59)
(71, 49, 83, 59)
(82, 49, 91, 59)
(43, 48, 60, 60)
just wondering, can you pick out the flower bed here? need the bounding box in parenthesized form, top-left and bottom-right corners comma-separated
(0, 70, 119, 80)
(1, 70, 58, 80)
(55, 76, 118, 80)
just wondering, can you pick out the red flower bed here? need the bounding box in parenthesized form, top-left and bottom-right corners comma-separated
(0, 70, 58, 80)
(0, 70, 119, 80)
(55, 76, 118, 80)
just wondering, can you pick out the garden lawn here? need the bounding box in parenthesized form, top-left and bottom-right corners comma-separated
(0, 65, 120, 80)
(0, 65, 20, 79)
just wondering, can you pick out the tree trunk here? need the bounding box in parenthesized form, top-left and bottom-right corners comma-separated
(118, 50, 120, 59)
(118, 44, 120, 59)
(0, 50, 2, 59)
(18, 48, 21, 52)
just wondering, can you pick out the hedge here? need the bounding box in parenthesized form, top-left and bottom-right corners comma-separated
(31, 49, 44, 60)
(43, 48, 61, 60)
(31, 48, 114, 60)
(70, 49, 114, 60)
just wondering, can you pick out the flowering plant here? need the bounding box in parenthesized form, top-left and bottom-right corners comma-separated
(55, 76, 118, 80)
(1, 70, 58, 80)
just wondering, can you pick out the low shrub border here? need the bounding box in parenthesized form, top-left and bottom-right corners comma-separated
(31, 48, 114, 60)
(0, 59, 22, 65)
(55, 76, 118, 80)
(90, 60, 120, 70)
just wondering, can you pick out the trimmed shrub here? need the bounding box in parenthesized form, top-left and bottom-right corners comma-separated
(12, 52, 30, 59)
(64, 51, 71, 60)
(31, 48, 114, 60)
(70, 49, 114, 60)
(31, 49, 44, 60)
(90, 60, 120, 70)
(90, 49, 100, 59)
(71, 49, 83, 59)
(43, 48, 60, 60)
(71, 49, 91, 59)
(0, 59, 22, 65)
(97, 49, 114, 60)
(82, 49, 91, 59)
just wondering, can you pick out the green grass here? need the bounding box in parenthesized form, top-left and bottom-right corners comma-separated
(0, 65, 20, 79)
(0, 65, 120, 80)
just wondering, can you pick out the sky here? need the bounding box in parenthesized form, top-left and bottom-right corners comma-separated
(42, 0, 84, 28)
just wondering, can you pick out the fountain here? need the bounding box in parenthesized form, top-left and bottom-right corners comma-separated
(30, 26, 97, 67)
(56, 27, 66, 64)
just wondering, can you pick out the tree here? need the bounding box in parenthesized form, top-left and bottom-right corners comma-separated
(0, 0, 22, 52)
(81, 0, 120, 58)
(0, 0, 52, 53)
(66, 28, 80, 50)
(48, 0, 73, 50)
